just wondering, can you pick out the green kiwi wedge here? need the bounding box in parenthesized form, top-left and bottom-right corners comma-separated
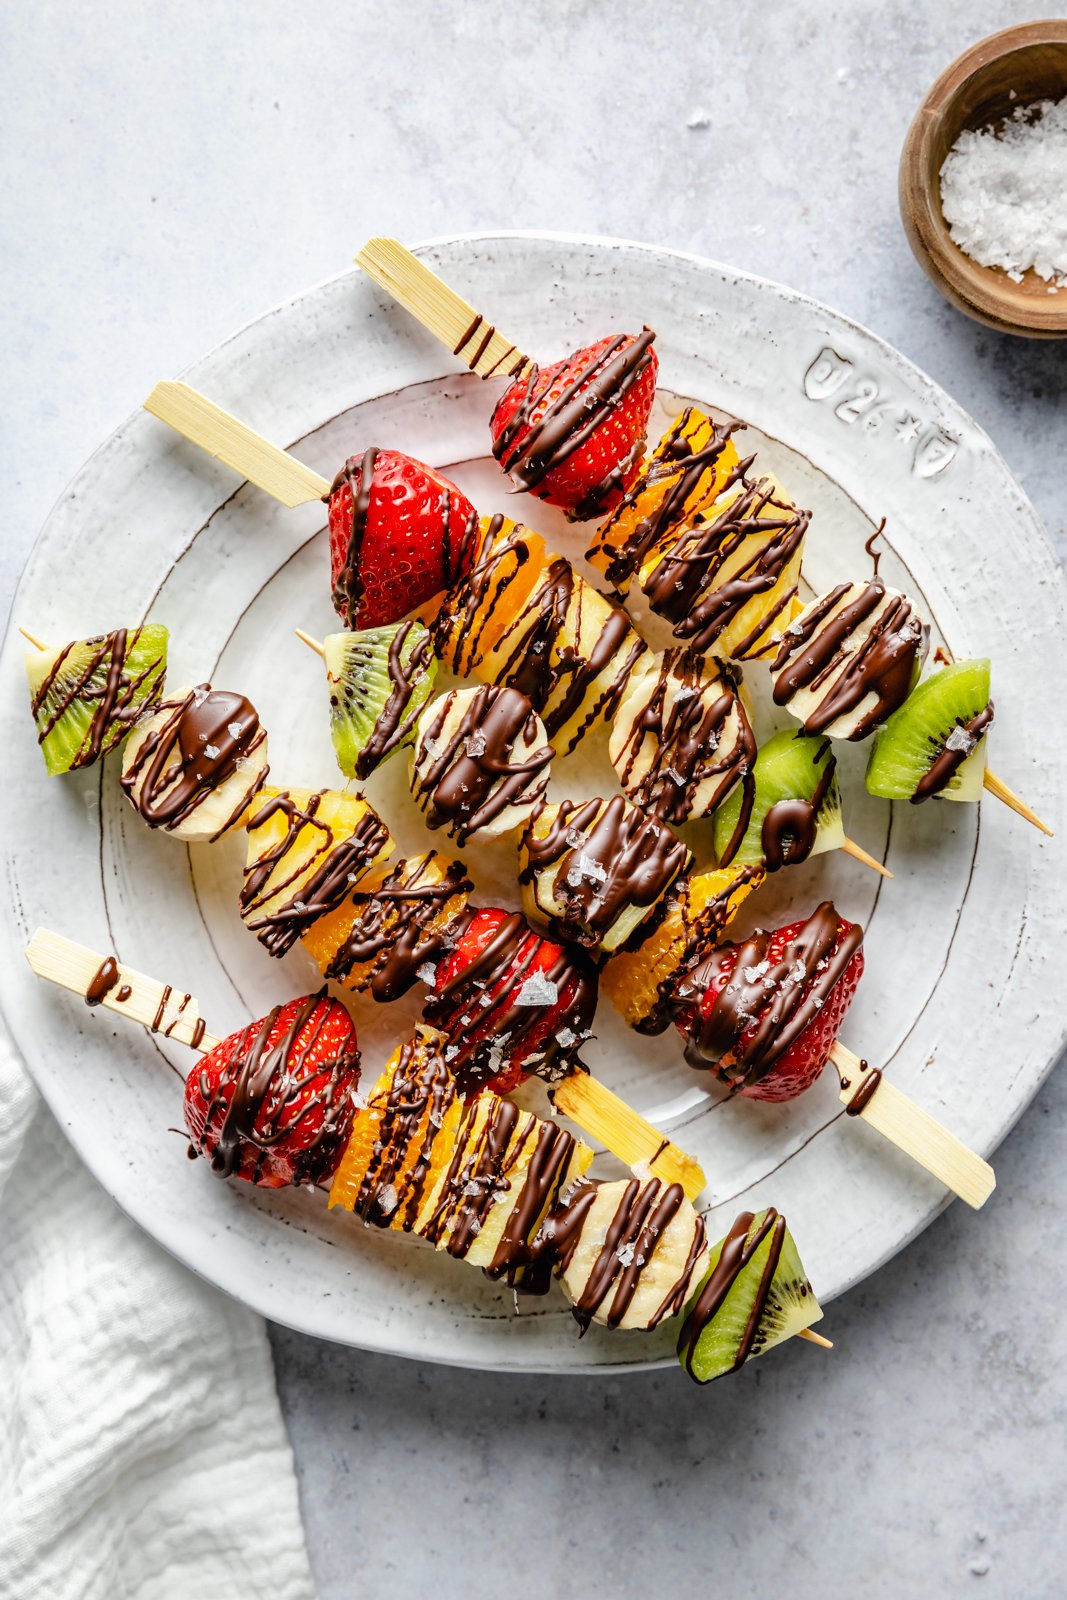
(324, 620, 437, 781)
(712, 728, 843, 870)
(678, 1207, 822, 1384)
(866, 659, 992, 804)
(26, 624, 168, 775)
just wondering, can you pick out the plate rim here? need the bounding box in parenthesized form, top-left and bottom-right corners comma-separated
(3, 229, 1065, 1373)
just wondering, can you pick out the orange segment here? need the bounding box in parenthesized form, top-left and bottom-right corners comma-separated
(434, 517, 549, 678)
(586, 408, 741, 593)
(601, 863, 765, 1032)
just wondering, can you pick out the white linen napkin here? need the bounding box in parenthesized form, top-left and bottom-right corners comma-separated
(0, 1025, 316, 1600)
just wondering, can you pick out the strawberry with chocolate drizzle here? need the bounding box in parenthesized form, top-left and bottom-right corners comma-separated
(184, 992, 362, 1187)
(423, 907, 598, 1096)
(489, 331, 659, 521)
(327, 448, 477, 628)
(674, 902, 864, 1103)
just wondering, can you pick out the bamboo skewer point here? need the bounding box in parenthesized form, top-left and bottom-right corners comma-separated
(294, 628, 325, 657)
(840, 836, 893, 878)
(19, 628, 47, 650)
(983, 767, 1052, 837)
(553, 1072, 706, 1202)
(797, 1328, 834, 1350)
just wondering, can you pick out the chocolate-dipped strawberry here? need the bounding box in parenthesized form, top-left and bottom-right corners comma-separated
(519, 795, 691, 954)
(326, 448, 477, 628)
(121, 683, 268, 842)
(771, 579, 929, 741)
(674, 901, 864, 1102)
(185, 991, 361, 1188)
(423, 907, 598, 1095)
(410, 685, 553, 844)
(609, 649, 756, 825)
(489, 331, 658, 521)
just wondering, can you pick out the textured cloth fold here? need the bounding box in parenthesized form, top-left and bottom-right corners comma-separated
(0, 1027, 316, 1600)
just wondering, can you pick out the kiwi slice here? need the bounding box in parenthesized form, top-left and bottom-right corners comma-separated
(678, 1207, 821, 1384)
(866, 659, 992, 804)
(712, 728, 843, 870)
(26, 624, 168, 775)
(324, 621, 437, 781)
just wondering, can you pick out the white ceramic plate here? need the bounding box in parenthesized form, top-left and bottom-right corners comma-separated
(2, 233, 1064, 1374)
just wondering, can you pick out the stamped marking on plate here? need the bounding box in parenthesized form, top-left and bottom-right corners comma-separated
(803, 347, 960, 479)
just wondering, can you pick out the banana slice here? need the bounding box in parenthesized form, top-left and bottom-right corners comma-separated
(554, 1177, 709, 1331)
(771, 579, 929, 741)
(120, 684, 268, 842)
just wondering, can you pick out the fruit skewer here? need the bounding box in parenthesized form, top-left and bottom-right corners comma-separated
(672, 900, 995, 1209)
(23, 930, 826, 1380)
(771, 579, 1049, 836)
(356, 237, 659, 523)
(143, 382, 479, 631)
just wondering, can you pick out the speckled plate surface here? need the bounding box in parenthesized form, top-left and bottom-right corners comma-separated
(2, 233, 1064, 1373)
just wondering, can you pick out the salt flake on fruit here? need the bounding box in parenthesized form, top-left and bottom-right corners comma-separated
(227, 721, 245, 740)
(945, 724, 977, 754)
(203, 743, 220, 760)
(516, 973, 559, 1007)
(416, 962, 438, 984)
(376, 1184, 399, 1217)
(464, 731, 487, 758)
(616, 1242, 636, 1267)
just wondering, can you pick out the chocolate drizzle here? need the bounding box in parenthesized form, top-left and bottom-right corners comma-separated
(846, 1065, 883, 1115)
(433, 516, 533, 676)
(326, 854, 473, 1001)
(423, 910, 598, 1093)
(642, 476, 809, 656)
(328, 447, 378, 623)
(682, 902, 863, 1090)
(490, 330, 656, 503)
(85, 956, 121, 1006)
(412, 685, 554, 844)
(612, 651, 756, 825)
(565, 1177, 704, 1333)
(520, 795, 689, 949)
(353, 1033, 459, 1227)
(189, 991, 360, 1185)
(452, 314, 528, 378)
(241, 792, 391, 957)
(593, 409, 743, 590)
(491, 556, 645, 749)
(340, 621, 437, 781)
(912, 703, 994, 802)
(678, 1209, 786, 1377)
(31, 626, 165, 768)
(772, 581, 929, 740)
(121, 685, 266, 835)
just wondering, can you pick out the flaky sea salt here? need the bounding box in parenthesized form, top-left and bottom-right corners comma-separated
(416, 962, 438, 984)
(940, 97, 1067, 288)
(515, 972, 559, 1007)
(203, 743, 220, 760)
(945, 723, 977, 755)
(464, 731, 487, 758)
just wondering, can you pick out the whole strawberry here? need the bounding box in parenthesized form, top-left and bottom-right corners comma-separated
(327, 447, 477, 628)
(424, 907, 598, 1095)
(674, 902, 864, 1103)
(489, 331, 658, 521)
(184, 992, 361, 1187)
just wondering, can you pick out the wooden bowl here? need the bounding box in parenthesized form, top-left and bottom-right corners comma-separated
(900, 20, 1067, 338)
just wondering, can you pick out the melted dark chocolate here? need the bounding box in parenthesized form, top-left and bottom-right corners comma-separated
(678, 1208, 787, 1377)
(31, 627, 165, 767)
(325, 855, 473, 1001)
(412, 685, 553, 844)
(912, 703, 994, 802)
(121, 685, 266, 835)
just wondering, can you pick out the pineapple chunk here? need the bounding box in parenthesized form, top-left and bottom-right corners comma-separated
(586, 407, 742, 593)
(639, 473, 809, 661)
(240, 786, 392, 957)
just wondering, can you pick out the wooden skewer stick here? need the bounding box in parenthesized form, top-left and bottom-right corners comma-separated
(144, 381, 331, 508)
(19, 627, 47, 650)
(26, 928, 706, 1204)
(828, 1041, 995, 1209)
(25, 929, 219, 1052)
(294, 628, 326, 657)
(797, 1328, 834, 1350)
(356, 237, 534, 382)
(839, 836, 893, 879)
(983, 768, 1053, 837)
(552, 1073, 705, 1202)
